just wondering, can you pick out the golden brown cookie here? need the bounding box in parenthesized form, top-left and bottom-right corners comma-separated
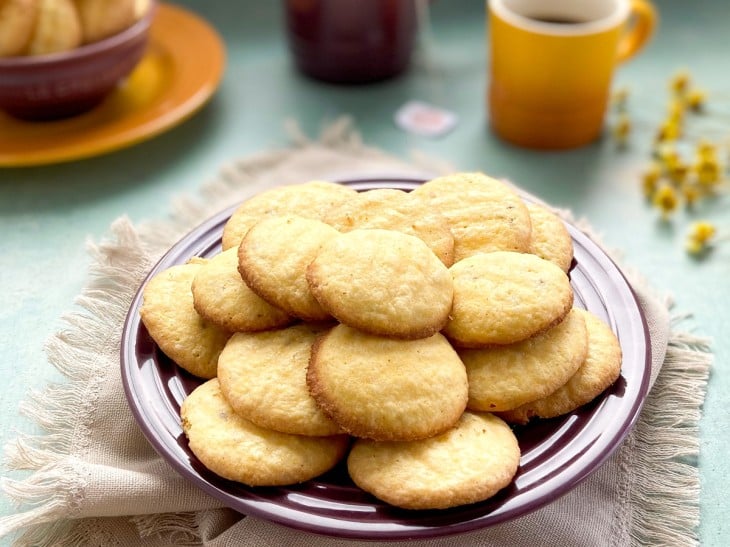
(238, 215, 340, 321)
(221, 181, 357, 251)
(459, 308, 588, 412)
(499, 308, 623, 424)
(410, 172, 532, 262)
(140, 262, 230, 379)
(307, 324, 468, 441)
(444, 251, 573, 347)
(526, 202, 574, 273)
(347, 411, 520, 510)
(181, 379, 350, 486)
(191, 248, 293, 333)
(0, 0, 39, 57)
(75, 0, 137, 43)
(307, 228, 453, 339)
(27, 0, 82, 55)
(217, 324, 343, 436)
(323, 188, 455, 266)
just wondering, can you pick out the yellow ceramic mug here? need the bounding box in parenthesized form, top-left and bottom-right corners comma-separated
(488, 0, 656, 149)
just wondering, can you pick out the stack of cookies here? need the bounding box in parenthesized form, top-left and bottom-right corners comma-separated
(139, 173, 622, 510)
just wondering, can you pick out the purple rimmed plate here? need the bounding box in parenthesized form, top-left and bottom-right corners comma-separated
(121, 177, 651, 540)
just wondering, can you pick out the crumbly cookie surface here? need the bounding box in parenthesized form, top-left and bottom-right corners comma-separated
(347, 411, 520, 510)
(444, 251, 573, 347)
(217, 324, 343, 436)
(323, 188, 455, 266)
(238, 215, 340, 321)
(411, 172, 532, 262)
(526, 202, 574, 273)
(307, 228, 453, 339)
(150, 174, 623, 510)
(140, 262, 229, 379)
(191, 248, 293, 332)
(459, 308, 588, 412)
(499, 308, 622, 424)
(180, 379, 349, 486)
(307, 324, 468, 441)
(221, 181, 357, 250)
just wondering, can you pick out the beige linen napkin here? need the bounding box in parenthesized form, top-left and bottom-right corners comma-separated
(0, 120, 711, 546)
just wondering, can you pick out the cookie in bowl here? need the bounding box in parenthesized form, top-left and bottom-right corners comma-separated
(0, 0, 154, 120)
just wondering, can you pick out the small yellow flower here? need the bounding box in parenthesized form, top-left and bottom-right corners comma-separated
(655, 118, 681, 142)
(655, 143, 680, 168)
(612, 113, 631, 147)
(681, 181, 702, 207)
(686, 221, 716, 255)
(696, 139, 718, 162)
(629, 69, 727, 259)
(670, 70, 691, 96)
(686, 240, 704, 255)
(668, 160, 689, 184)
(667, 99, 686, 124)
(685, 88, 707, 112)
(653, 184, 680, 218)
(641, 162, 662, 198)
(694, 157, 721, 188)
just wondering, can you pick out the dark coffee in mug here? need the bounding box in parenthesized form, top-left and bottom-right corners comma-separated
(531, 17, 587, 24)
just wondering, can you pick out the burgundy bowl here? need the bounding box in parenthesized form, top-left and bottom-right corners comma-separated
(0, 4, 155, 121)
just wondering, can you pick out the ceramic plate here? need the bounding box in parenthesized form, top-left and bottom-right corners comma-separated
(0, 3, 225, 167)
(121, 178, 651, 540)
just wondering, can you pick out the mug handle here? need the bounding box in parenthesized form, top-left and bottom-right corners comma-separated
(616, 0, 657, 63)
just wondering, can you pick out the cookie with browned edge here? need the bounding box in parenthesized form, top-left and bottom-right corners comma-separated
(307, 228, 453, 339)
(323, 188, 455, 266)
(238, 215, 340, 321)
(191, 248, 293, 333)
(410, 172, 532, 262)
(307, 324, 468, 441)
(217, 323, 343, 436)
(444, 251, 573, 347)
(221, 180, 357, 250)
(181, 379, 349, 486)
(140, 262, 229, 379)
(347, 411, 520, 510)
(527, 202, 574, 273)
(499, 308, 622, 424)
(459, 308, 588, 412)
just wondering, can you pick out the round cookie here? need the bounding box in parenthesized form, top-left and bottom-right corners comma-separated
(499, 308, 623, 424)
(526, 202, 574, 273)
(459, 308, 588, 412)
(191, 248, 293, 333)
(140, 262, 230, 379)
(307, 324, 468, 441)
(323, 188, 455, 266)
(181, 379, 349, 486)
(217, 324, 343, 436)
(347, 411, 520, 510)
(307, 229, 453, 339)
(221, 180, 357, 250)
(444, 251, 573, 347)
(0, 0, 39, 57)
(238, 215, 340, 321)
(410, 172, 532, 262)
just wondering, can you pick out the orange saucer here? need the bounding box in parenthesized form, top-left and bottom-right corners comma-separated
(0, 3, 226, 167)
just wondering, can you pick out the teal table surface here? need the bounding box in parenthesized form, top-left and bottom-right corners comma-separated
(1, 0, 727, 544)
